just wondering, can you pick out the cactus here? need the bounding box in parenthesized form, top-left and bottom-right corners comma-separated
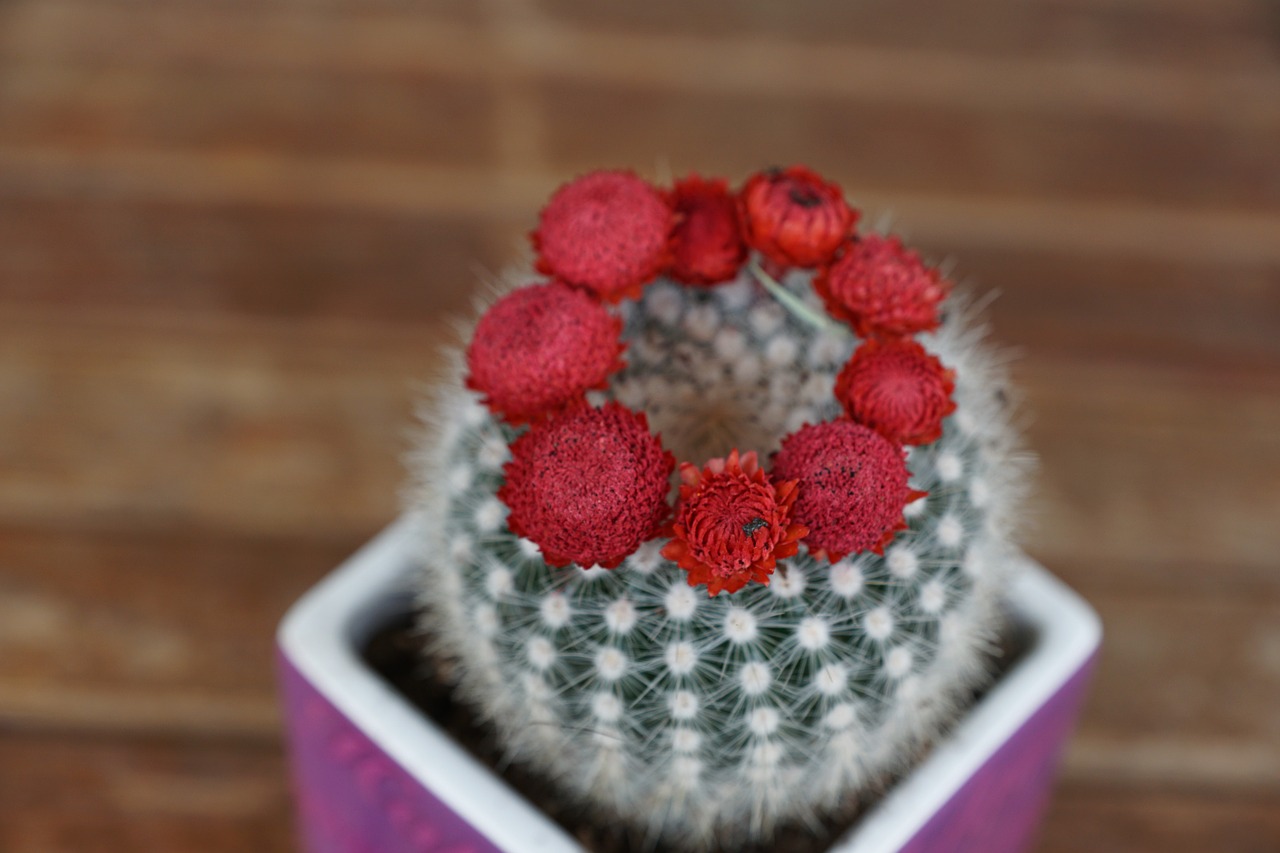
(409, 166, 1029, 848)
(410, 263, 1027, 848)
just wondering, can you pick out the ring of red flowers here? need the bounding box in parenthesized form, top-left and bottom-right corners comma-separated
(465, 166, 959, 596)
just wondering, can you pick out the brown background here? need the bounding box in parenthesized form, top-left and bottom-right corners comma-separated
(2, 0, 1279, 850)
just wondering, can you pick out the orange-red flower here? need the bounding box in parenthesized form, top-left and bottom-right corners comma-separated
(662, 450, 807, 596)
(739, 166, 858, 268)
(835, 338, 956, 445)
(667, 175, 747, 286)
(814, 234, 949, 338)
(771, 421, 925, 561)
(465, 281, 626, 424)
(532, 170, 673, 302)
(499, 403, 675, 569)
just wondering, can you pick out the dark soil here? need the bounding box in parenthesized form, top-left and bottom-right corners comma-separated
(362, 613, 1026, 852)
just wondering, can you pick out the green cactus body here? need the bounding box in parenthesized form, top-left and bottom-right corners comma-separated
(411, 267, 1027, 848)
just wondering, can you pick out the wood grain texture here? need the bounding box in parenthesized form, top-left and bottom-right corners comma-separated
(0, 195, 498, 321)
(1039, 782, 1280, 853)
(0, 65, 497, 165)
(0, 731, 293, 853)
(1024, 356, 1280, 578)
(0, 523, 360, 737)
(1070, 595, 1280, 786)
(5, 1, 1278, 127)
(2, 0, 1278, 848)
(536, 0, 1280, 72)
(0, 314, 422, 538)
(538, 80, 1280, 209)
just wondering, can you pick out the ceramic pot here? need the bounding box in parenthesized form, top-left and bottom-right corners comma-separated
(277, 515, 1100, 853)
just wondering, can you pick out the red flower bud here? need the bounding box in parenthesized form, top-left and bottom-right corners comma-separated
(667, 175, 748, 286)
(814, 235, 949, 338)
(835, 338, 956, 446)
(771, 420, 924, 561)
(499, 403, 675, 569)
(532, 170, 673, 302)
(465, 281, 626, 424)
(739, 166, 858, 268)
(662, 450, 807, 596)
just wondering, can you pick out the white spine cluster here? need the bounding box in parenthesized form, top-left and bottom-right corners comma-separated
(409, 263, 1030, 848)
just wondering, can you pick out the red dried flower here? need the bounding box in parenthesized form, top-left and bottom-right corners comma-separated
(814, 234, 949, 337)
(835, 338, 956, 446)
(661, 450, 806, 596)
(667, 175, 748, 286)
(771, 420, 925, 561)
(499, 403, 675, 569)
(532, 170, 673, 302)
(739, 166, 858, 268)
(465, 281, 626, 424)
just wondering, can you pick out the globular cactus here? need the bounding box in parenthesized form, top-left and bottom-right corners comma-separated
(410, 170, 1029, 849)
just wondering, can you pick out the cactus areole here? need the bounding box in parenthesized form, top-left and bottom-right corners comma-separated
(412, 166, 1029, 848)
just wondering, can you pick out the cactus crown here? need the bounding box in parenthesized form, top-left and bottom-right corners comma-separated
(410, 168, 1029, 849)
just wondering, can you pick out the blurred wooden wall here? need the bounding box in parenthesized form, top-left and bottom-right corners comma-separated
(1, 0, 1278, 850)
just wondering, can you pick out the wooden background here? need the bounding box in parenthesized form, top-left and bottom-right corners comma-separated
(2, 0, 1279, 850)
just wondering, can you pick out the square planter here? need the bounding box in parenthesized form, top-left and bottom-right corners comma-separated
(277, 514, 1100, 853)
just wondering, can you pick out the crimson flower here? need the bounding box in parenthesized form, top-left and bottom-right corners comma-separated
(771, 420, 925, 561)
(739, 166, 858, 268)
(532, 170, 673, 302)
(465, 281, 626, 424)
(661, 450, 807, 596)
(499, 403, 674, 569)
(835, 338, 956, 445)
(667, 175, 748, 286)
(814, 234, 949, 338)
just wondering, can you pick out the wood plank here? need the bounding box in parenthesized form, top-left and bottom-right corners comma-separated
(8, 0, 1269, 74)
(1022, 356, 1280, 579)
(8, 11, 1276, 213)
(0, 731, 292, 853)
(1040, 781, 1280, 853)
(6, 151, 1277, 269)
(4, 1, 1277, 127)
(0, 64, 498, 166)
(951, 246, 1280, 369)
(1063, 594, 1280, 789)
(0, 2, 493, 76)
(0, 194, 499, 323)
(0, 312, 434, 540)
(0, 524, 359, 736)
(537, 78, 1280, 210)
(1067, 732, 1280, 794)
(31, 0, 488, 17)
(536, 0, 1280, 73)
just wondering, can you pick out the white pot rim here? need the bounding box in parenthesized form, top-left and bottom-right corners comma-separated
(279, 514, 1101, 852)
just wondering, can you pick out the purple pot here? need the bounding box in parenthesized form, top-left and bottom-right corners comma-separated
(277, 515, 1100, 853)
